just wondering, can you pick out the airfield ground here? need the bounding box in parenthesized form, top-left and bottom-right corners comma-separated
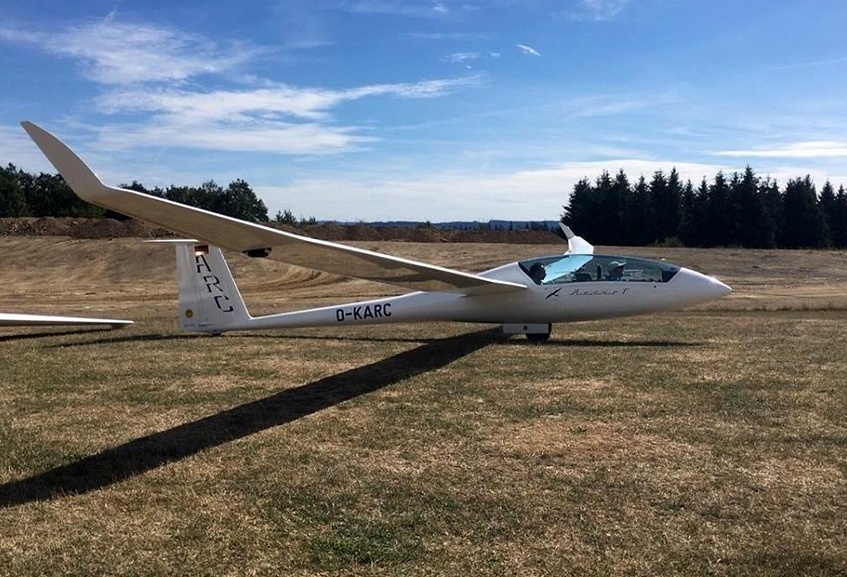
(1, 237, 846, 576)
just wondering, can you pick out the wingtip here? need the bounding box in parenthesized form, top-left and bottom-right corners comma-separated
(19, 120, 107, 199)
(20, 120, 42, 138)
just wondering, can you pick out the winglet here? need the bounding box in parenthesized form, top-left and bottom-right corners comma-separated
(20, 121, 109, 200)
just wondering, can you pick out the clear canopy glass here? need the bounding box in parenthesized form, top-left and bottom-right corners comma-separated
(519, 254, 680, 285)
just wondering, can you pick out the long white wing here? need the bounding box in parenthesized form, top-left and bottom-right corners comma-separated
(0, 312, 132, 328)
(21, 121, 526, 295)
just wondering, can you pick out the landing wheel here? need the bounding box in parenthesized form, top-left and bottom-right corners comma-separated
(501, 323, 552, 343)
(526, 324, 552, 344)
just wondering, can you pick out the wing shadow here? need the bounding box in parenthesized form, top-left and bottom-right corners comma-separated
(515, 338, 698, 348)
(0, 328, 499, 508)
(47, 333, 211, 348)
(0, 327, 116, 343)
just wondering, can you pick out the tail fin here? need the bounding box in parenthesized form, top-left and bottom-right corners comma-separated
(175, 243, 252, 333)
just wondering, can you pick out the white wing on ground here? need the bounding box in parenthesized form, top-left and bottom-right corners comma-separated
(0, 312, 132, 329)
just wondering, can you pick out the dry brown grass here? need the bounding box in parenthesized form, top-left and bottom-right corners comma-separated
(1, 237, 846, 576)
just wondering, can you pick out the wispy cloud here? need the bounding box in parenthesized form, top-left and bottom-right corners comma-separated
(409, 31, 489, 40)
(716, 141, 847, 159)
(90, 77, 482, 153)
(0, 21, 257, 84)
(2, 17, 482, 155)
(340, 0, 454, 18)
(516, 43, 541, 57)
(96, 120, 373, 155)
(564, 92, 678, 117)
(99, 77, 483, 121)
(443, 51, 500, 67)
(445, 52, 481, 64)
(568, 0, 631, 21)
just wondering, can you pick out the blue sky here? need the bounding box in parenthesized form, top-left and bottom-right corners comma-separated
(3, 1, 847, 221)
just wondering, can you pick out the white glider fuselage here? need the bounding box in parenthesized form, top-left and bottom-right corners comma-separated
(21, 120, 732, 341)
(233, 268, 726, 330)
(177, 243, 730, 334)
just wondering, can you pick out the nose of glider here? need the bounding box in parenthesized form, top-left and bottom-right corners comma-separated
(675, 268, 732, 304)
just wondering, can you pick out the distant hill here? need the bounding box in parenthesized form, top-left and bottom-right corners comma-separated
(359, 220, 560, 232)
(1, 217, 562, 244)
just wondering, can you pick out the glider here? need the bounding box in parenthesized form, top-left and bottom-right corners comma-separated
(0, 312, 131, 329)
(20, 121, 731, 342)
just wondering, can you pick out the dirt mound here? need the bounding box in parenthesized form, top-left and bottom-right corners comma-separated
(0, 217, 560, 244)
(0, 217, 175, 239)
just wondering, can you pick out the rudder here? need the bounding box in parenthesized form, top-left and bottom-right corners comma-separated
(176, 243, 251, 333)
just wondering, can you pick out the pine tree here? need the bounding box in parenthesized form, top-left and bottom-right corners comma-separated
(562, 177, 597, 240)
(705, 171, 731, 246)
(729, 167, 775, 248)
(781, 176, 827, 248)
(832, 186, 847, 248)
(607, 169, 631, 245)
(818, 180, 837, 247)
(679, 179, 701, 246)
(627, 176, 654, 245)
(650, 168, 683, 243)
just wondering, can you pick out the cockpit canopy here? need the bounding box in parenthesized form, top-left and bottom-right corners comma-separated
(519, 254, 680, 285)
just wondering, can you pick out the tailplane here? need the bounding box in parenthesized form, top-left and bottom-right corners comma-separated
(175, 243, 252, 333)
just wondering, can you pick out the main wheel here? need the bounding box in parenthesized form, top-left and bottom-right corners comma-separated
(526, 324, 552, 344)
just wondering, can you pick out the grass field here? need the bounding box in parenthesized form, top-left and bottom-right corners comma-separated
(1, 237, 846, 576)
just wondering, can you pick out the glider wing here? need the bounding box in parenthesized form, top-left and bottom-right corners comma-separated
(0, 312, 132, 329)
(21, 121, 526, 295)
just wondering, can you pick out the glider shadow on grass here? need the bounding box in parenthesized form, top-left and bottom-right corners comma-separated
(0, 328, 499, 508)
(0, 328, 116, 344)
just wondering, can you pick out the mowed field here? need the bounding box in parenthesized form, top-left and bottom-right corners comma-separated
(1, 237, 846, 576)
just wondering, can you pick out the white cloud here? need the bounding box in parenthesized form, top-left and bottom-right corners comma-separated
(2, 18, 482, 156)
(577, 0, 631, 21)
(516, 43, 541, 57)
(565, 93, 677, 117)
(98, 77, 480, 121)
(715, 141, 847, 159)
(409, 32, 489, 40)
(1, 21, 256, 85)
(445, 52, 482, 63)
(89, 76, 482, 154)
(0, 124, 57, 173)
(342, 0, 452, 18)
(256, 159, 735, 221)
(443, 52, 499, 67)
(96, 121, 373, 155)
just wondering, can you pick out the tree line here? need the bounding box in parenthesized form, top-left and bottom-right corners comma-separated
(6, 160, 847, 248)
(562, 167, 847, 249)
(0, 163, 268, 222)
